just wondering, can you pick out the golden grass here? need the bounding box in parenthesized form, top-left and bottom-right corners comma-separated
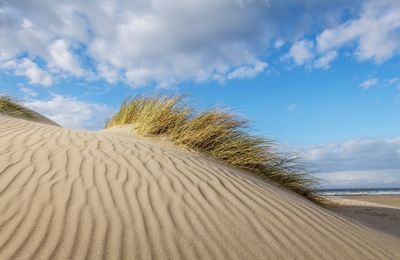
(106, 95, 322, 203)
(0, 96, 35, 120)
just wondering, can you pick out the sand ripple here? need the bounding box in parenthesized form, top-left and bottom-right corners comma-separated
(0, 115, 399, 259)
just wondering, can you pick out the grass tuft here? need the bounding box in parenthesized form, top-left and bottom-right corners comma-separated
(106, 95, 322, 203)
(0, 96, 35, 120)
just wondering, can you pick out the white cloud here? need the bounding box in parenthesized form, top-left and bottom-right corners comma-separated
(313, 51, 337, 69)
(0, 0, 366, 86)
(20, 86, 38, 97)
(316, 0, 400, 63)
(1, 58, 53, 86)
(47, 39, 84, 76)
(315, 169, 400, 189)
(284, 42, 338, 69)
(24, 95, 112, 130)
(295, 138, 400, 188)
(301, 138, 400, 171)
(286, 40, 315, 65)
(3, 1, 398, 84)
(360, 78, 378, 89)
(97, 63, 119, 84)
(274, 39, 285, 49)
(0, 0, 275, 87)
(227, 61, 268, 80)
(282, 1, 400, 69)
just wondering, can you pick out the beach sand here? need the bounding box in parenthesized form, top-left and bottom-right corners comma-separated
(328, 196, 400, 239)
(344, 195, 400, 208)
(0, 114, 399, 259)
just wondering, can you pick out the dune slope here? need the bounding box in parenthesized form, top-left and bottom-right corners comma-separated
(0, 114, 399, 260)
(0, 96, 59, 126)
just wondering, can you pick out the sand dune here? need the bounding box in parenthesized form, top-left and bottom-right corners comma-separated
(0, 114, 399, 259)
(0, 99, 60, 127)
(26, 110, 61, 127)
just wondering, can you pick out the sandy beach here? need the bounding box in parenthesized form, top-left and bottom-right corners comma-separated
(0, 114, 399, 259)
(328, 196, 400, 239)
(344, 195, 400, 208)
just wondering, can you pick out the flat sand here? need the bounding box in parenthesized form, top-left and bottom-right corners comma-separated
(0, 114, 399, 259)
(344, 195, 400, 208)
(328, 196, 400, 239)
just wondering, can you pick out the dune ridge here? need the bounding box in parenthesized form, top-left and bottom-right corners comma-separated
(0, 114, 399, 259)
(0, 96, 59, 126)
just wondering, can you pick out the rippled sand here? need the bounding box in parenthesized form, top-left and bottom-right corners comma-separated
(0, 114, 399, 259)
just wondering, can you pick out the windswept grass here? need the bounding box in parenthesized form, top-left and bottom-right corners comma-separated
(106, 95, 322, 203)
(107, 96, 190, 136)
(0, 96, 35, 120)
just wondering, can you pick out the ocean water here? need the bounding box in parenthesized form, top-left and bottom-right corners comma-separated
(319, 188, 400, 196)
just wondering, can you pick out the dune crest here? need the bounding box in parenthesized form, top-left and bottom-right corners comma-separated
(0, 115, 399, 259)
(0, 96, 59, 126)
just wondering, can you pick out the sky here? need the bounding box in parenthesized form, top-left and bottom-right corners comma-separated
(0, 0, 400, 188)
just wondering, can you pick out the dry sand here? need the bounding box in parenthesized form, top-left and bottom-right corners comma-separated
(328, 196, 400, 239)
(27, 110, 61, 127)
(344, 195, 400, 208)
(0, 114, 399, 259)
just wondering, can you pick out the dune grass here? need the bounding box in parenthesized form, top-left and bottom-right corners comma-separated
(106, 95, 322, 203)
(0, 96, 35, 120)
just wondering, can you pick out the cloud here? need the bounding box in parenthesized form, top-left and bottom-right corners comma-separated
(284, 41, 338, 69)
(274, 39, 285, 49)
(20, 86, 38, 97)
(226, 61, 268, 80)
(0, 0, 365, 86)
(301, 138, 400, 172)
(1, 58, 53, 86)
(316, 0, 400, 63)
(47, 39, 85, 76)
(314, 170, 400, 189)
(295, 138, 400, 188)
(360, 78, 378, 89)
(24, 95, 112, 130)
(3, 1, 398, 84)
(313, 51, 337, 69)
(286, 40, 315, 65)
(282, 1, 400, 69)
(97, 63, 119, 84)
(0, 0, 275, 87)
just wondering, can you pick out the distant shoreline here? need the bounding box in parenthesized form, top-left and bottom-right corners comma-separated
(319, 188, 400, 196)
(330, 194, 400, 198)
(326, 194, 400, 196)
(328, 195, 400, 208)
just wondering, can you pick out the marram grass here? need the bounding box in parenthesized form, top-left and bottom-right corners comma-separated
(106, 95, 322, 203)
(0, 96, 35, 120)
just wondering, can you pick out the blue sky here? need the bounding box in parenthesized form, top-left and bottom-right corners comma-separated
(1, 0, 400, 188)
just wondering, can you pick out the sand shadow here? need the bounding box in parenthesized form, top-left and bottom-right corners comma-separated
(330, 205, 400, 238)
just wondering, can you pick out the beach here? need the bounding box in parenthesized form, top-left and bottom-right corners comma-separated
(327, 195, 400, 239)
(344, 195, 400, 208)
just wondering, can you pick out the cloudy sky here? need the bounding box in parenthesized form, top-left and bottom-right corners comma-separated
(1, 0, 399, 188)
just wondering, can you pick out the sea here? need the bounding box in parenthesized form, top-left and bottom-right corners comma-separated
(319, 188, 400, 196)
